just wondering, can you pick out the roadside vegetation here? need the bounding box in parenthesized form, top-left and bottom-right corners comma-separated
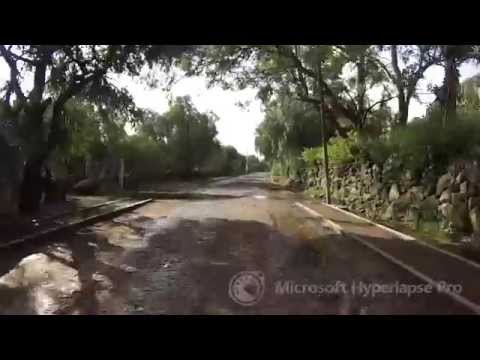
(0, 46, 266, 215)
(178, 45, 480, 248)
(0, 45, 479, 222)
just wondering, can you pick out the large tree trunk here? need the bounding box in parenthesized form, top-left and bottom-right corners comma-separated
(444, 53, 459, 123)
(19, 153, 47, 213)
(17, 104, 52, 213)
(356, 54, 366, 128)
(390, 46, 410, 127)
(397, 95, 409, 126)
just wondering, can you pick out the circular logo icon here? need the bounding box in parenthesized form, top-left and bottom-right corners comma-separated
(229, 271, 265, 306)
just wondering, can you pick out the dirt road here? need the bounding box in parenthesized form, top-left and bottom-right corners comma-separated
(0, 173, 473, 314)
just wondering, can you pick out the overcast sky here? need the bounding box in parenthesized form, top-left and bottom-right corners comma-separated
(1, 51, 479, 157)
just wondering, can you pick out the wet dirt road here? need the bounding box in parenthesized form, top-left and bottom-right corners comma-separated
(0, 173, 471, 314)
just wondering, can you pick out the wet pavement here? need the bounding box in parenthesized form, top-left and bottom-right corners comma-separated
(0, 173, 472, 314)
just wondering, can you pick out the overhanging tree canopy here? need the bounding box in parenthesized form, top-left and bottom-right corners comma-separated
(0, 45, 193, 212)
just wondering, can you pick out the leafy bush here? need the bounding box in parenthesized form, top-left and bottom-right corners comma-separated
(391, 109, 480, 174)
(120, 134, 172, 183)
(356, 108, 480, 176)
(302, 131, 358, 167)
(356, 136, 391, 166)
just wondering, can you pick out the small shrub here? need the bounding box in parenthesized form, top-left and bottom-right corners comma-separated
(388, 110, 480, 175)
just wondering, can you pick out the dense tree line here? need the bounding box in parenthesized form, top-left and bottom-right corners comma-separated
(1, 45, 479, 212)
(180, 45, 480, 185)
(53, 96, 264, 189)
(123, 96, 262, 184)
(0, 45, 193, 211)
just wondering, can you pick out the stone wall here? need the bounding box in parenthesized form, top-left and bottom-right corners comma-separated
(309, 159, 480, 240)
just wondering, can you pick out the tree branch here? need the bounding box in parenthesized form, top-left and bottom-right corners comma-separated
(48, 69, 107, 151)
(295, 95, 320, 105)
(371, 56, 396, 83)
(4, 82, 13, 104)
(270, 45, 360, 128)
(274, 45, 316, 78)
(332, 45, 352, 61)
(340, 85, 358, 113)
(288, 67, 310, 101)
(0, 45, 27, 104)
(362, 95, 397, 124)
(55, 69, 106, 109)
(390, 45, 403, 88)
(30, 61, 47, 104)
(406, 47, 440, 99)
(8, 51, 38, 65)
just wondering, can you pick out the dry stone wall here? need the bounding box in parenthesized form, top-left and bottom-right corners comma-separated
(309, 159, 480, 241)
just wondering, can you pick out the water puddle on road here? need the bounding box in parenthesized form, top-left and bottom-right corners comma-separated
(252, 195, 267, 200)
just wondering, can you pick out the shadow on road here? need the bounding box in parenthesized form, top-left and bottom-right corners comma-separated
(0, 209, 474, 315)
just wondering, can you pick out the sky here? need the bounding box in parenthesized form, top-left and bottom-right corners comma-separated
(1, 49, 480, 157)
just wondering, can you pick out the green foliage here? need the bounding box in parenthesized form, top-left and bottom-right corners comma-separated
(55, 100, 127, 164)
(120, 134, 170, 182)
(117, 96, 249, 182)
(0, 46, 194, 160)
(270, 161, 283, 177)
(255, 97, 327, 177)
(220, 145, 246, 176)
(392, 110, 480, 173)
(138, 96, 219, 177)
(301, 147, 320, 168)
(246, 155, 267, 173)
(302, 131, 358, 167)
(357, 136, 391, 165)
(356, 108, 480, 177)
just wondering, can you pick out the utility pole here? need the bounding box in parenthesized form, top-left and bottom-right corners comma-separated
(317, 62, 331, 204)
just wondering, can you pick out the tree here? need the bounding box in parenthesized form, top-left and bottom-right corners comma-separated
(437, 46, 480, 124)
(183, 45, 400, 201)
(256, 96, 330, 176)
(221, 145, 246, 176)
(56, 99, 129, 178)
(245, 155, 267, 173)
(184, 45, 391, 135)
(460, 73, 480, 112)
(0, 45, 191, 212)
(373, 45, 440, 126)
(138, 96, 219, 177)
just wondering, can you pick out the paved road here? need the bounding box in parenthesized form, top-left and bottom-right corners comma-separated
(0, 173, 472, 314)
